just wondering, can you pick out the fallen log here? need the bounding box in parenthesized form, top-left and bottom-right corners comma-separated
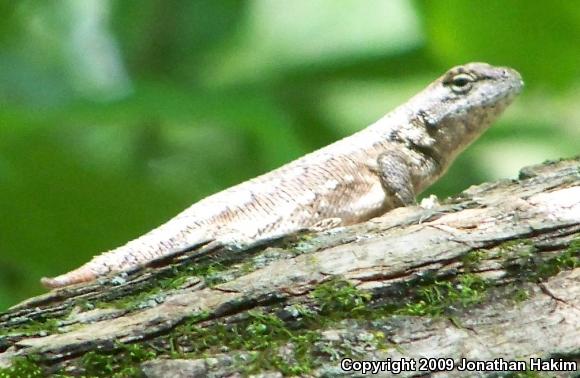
(0, 157, 578, 377)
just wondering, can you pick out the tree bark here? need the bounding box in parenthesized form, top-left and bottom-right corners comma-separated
(1, 157, 579, 377)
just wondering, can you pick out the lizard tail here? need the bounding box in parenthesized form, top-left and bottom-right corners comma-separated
(40, 245, 155, 289)
(40, 245, 152, 289)
(39, 207, 216, 289)
(40, 245, 138, 289)
(40, 227, 214, 289)
(41, 265, 98, 289)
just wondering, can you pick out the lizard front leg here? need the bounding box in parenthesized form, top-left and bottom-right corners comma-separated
(375, 151, 417, 207)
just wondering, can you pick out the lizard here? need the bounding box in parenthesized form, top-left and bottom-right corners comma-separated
(41, 62, 523, 289)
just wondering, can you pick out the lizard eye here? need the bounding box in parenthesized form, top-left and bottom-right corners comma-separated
(449, 73, 475, 94)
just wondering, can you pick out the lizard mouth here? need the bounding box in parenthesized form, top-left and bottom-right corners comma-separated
(474, 66, 524, 120)
(487, 65, 524, 103)
(501, 66, 524, 96)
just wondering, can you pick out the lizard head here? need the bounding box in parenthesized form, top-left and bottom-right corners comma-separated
(406, 62, 523, 170)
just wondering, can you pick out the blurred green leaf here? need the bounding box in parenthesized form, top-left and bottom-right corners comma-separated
(415, 0, 580, 88)
(0, 0, 578, 310)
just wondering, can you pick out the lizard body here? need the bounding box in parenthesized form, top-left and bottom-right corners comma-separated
(41, 62, 523, 289)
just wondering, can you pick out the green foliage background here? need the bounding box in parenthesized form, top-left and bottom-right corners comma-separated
(0, 0, 578, 309)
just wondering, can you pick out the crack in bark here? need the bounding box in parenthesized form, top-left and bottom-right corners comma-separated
(538, 282, 577, 311)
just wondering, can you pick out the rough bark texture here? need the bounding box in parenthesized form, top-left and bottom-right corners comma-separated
(0, 157, 579, 377)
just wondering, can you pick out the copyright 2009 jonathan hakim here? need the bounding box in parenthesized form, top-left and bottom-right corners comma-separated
(340, 357, 577, 374)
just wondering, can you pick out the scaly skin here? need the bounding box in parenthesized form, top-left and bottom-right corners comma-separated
(41, 62, 523, 289)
